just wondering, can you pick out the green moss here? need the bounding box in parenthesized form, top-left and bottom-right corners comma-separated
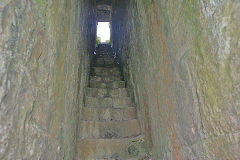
(96, 36, 101, 45)
(224, 57, 233, 82)
(34, 0, 47, 24)
(181, 0, 203, 56)
(143, 0, 152, 8)
(63, 153, 67, 160)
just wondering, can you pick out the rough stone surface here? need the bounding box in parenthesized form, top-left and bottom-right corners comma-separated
(0, 0, 96, 159)
(112, 0, 240, 159)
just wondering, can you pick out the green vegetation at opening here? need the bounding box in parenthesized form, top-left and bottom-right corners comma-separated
(96, 36, 101, 45)
(106, 40, 111, 44)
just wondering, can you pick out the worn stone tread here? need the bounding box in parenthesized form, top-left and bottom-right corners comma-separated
(79, 119, 141, 139)
(87, 88, 128, 97)
(89, 80, 125, 88)
(77, 135, 147, 160)
(93, 71, 121, 76)
(95, 58, 116, 66)
(82, 107, 136, 121)
(90, 75, 122, 82)
(93, 67, 120, 72)
(85, 96, 132, 108)
(94, 64, 119, 67)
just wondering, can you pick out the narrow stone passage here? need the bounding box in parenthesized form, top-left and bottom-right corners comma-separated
(77, 44, 148, 159)
(1, 0, 240, 159)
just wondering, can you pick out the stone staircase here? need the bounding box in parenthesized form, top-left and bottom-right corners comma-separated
(77, 45, 148, 160)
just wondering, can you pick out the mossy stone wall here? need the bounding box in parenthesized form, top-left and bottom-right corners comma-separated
(112, 0, 240, 159)
(0, 0, 96, 159)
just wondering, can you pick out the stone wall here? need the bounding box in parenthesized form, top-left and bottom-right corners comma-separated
(0, 0, 96, 159)
(112, 0, 240, 159)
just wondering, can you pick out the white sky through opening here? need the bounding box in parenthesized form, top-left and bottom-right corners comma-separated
(97, 22, 110, 42)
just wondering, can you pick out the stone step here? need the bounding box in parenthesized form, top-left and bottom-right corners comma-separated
(79, 119, 141, 139)
(96, 58, 115, 65)
(90, 75, 121, 82)
(90, 81, 125, 89)
(93, 67, 120, 73)
(96, 57, 115, 61)
(96, 55, 114, 59)
(82, 107, 136, 121)
(93, 70, 121, 77)
(94, 63, 119, 68)
(77, 135, 147, 160)
(85, 96, 132, 108)
(87, 88, 128, 97)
